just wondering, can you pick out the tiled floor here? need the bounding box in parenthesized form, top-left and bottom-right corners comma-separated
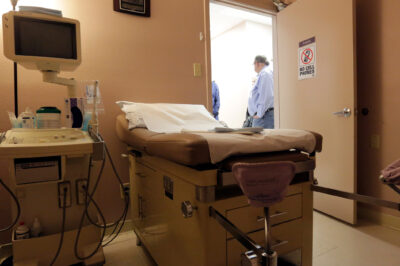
(103, 229, 156, 266)
(103, 211, 400, 266)
(312, 212, 400, 266)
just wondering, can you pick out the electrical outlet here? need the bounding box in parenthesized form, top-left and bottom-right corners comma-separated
(76, 179, 88, 205)
(58, 181, 72, 208)
(120, 183, 130, 199)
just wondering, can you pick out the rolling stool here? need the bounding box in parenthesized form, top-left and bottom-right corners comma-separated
(232, 161, 296, 266)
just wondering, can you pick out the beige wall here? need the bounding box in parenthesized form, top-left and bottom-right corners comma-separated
(356, 0, 400, 218)
(273, 0, 400, 219)
(272, 0, 400, 220)
(0, 0, 210, 243)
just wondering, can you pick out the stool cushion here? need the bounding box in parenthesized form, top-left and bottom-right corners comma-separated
(232, 161, 296, 207)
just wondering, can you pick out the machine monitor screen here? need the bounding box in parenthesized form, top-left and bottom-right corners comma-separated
(14, 16, 77, 59)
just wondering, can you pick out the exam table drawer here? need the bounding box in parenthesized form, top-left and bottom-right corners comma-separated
(226, 193, 302, 237)
(227, 218, 302, 266)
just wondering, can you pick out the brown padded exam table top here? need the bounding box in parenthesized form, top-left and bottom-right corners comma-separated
(116, 114, 322, 166)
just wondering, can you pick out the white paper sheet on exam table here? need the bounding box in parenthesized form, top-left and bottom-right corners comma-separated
(130, 103, 223, 133)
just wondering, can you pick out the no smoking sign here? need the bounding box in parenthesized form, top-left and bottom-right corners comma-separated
(298, 37, 316, 80)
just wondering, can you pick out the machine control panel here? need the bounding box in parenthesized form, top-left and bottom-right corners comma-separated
(0, 128, 96, 159)
(1, 128, 89, 145)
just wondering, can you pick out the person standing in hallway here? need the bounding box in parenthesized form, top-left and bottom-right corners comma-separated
(212, 80, 220, 120)
(247, 55, 274, 128)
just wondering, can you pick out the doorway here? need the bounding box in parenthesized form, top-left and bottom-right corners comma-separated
(209, 2, 275, 128)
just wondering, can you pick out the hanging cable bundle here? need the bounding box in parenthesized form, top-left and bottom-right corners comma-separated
(74, 135, 130, 260)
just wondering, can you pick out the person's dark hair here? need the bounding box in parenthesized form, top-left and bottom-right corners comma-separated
(254, 55, 269, 66)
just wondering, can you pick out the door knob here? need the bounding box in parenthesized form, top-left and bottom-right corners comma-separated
(333, 108, 351, 118)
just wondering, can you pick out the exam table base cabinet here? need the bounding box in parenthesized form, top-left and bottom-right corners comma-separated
(129, 152, 314, 266)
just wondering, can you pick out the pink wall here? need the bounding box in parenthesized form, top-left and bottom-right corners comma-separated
(0, 0, 210, 243)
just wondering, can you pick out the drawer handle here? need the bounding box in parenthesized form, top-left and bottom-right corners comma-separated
(272, 239, 289, 248)
(256, 211, 288, 222)
(270, 211, 288, 218)
(136, 172, 146, 178)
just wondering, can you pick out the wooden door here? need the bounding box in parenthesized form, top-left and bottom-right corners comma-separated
(277, 0, 357, 224)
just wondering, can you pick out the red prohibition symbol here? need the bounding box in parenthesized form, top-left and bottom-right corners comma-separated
(301, 48, 314, 64)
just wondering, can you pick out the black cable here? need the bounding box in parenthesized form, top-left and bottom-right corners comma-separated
(74, 135, 130, 260)
(84, 138, 129, 229)
(74, 186, 106, 261)
(84, 156, 108, 228)
(13, 62, 18, 116)
(87, 139, 129, 246)
(86, 194, 129, 229)
(49, 188, 67, 266)
(12, 2, 18, 116)
(74, 158, 107, 261)
(102, 202, 128, 247)
(0, 178, 21, 232)
(102, 201, 127, 242)
(100, 141, 129, 245)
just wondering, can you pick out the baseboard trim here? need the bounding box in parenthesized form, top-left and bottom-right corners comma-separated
(358, 206, 400, 231)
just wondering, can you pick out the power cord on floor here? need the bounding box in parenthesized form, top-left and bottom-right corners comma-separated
(0, 178, 20, 232)
(49, 187, 67, 266)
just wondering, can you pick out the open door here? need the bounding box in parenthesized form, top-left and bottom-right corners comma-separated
(277, 0, 357, 224)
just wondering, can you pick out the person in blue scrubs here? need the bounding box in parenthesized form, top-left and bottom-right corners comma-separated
(247, 55, 274, 128)
(212, 81, 220, 120)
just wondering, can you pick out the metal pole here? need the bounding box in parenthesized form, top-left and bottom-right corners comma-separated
(13, 62, 18, 115)
(209, 207, 266, 258)
(311, 184, 400, 210)
(264, 208, 271, 253)
(11, 0, 19, 115)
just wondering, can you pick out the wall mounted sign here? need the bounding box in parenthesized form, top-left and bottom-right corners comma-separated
(113, 0, 150, 17)
(298, 36, 316, 80)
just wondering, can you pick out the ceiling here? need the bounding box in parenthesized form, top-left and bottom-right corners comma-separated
(210, 3, 273, 39)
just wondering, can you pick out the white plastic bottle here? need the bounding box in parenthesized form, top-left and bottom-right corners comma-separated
(31, 218, 42, 237)
(15, 222, 30, 240)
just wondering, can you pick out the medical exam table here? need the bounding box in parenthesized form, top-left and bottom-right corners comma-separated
(116, 114, 323, 266)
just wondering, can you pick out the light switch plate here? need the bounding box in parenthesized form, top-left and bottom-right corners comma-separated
(193, 63, 202, 77)
(370, 134, 380, 149)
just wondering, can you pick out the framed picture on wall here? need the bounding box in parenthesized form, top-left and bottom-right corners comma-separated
(113, 0, 150, 17)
